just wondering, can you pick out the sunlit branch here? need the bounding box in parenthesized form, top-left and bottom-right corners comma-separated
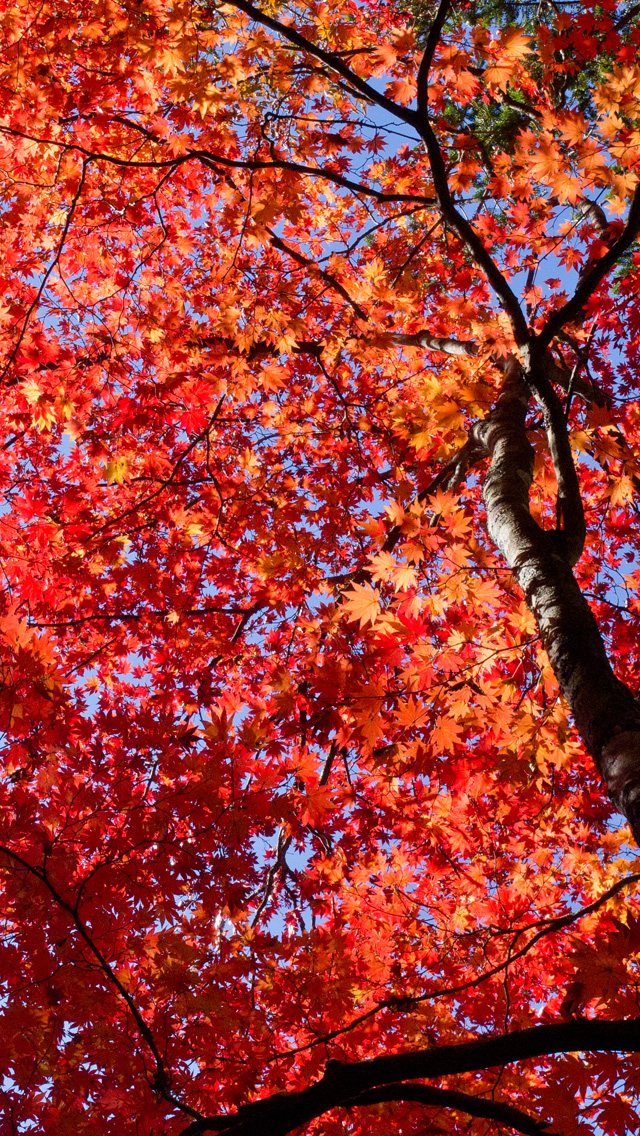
(266, 229, 368, 320)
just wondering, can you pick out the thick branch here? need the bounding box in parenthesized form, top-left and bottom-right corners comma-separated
(180, 1017, 640, 1136)
(541, 405, 585, 566)
(524, 349, 586, 565)
(392, 333, 605, 406)
(476, 357, 545, 553)
(191, 149, 434, 204)
(479, 361, 640, 842)
(544, 353, 608, 408)
(342, 1083, 555, 1136)
(415, 0, 452, 109)
(224, 1, 419, 128)
(575, 198, 610, 234)
(389, 330, 478, 357)
(615, 1, 640, 30)
(417, 115, 528, 343)
(197, 330, 603, 412)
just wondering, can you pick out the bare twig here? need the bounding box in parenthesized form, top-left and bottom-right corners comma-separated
(266, 229, 368, 320)
(251, 829, 293, 928)
(413, 0, 529, 346)
(0, 159, 89, 386)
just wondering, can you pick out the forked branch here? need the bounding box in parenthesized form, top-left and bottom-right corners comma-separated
(539, 181, 640, 347)
(341, 1083, 554, 1136)
(179, 1016, 640, 1136)
(477, 360, 640, 842)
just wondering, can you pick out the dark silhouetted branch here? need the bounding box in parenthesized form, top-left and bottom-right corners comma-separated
(341, 1082, 556, 1136)
(179, 1016, 640, 1136)
(539, 181, 640, 347)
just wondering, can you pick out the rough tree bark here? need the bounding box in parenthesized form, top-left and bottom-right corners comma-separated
(242, 0, 640, 845)
(407, 0, 640, 845)
(476, 354, 640, 844)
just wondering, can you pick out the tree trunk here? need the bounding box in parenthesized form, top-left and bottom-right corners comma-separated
(477, 358, 640, 844)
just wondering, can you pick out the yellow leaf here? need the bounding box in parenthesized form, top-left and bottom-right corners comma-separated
(609, 475, 634, 506)
(105, 458, 129, 484)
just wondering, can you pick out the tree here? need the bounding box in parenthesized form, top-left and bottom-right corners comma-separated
(2, 0, 640, 1130)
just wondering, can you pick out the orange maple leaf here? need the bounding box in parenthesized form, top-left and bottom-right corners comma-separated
(342, 583, 381, 627)
(432, 716, 464, 754)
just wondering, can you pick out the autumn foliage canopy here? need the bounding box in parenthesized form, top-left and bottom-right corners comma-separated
(4, 0, 640, 1132)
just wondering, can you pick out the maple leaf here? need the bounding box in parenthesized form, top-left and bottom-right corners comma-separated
(368, 550, 396, 583)
(528, 137, 563, 183)
(431, 715, 464, 754)
(396, 696, 430, 729)
(386, 77, 417, 104)
(0, 2, 640, 1134)
(342, 583, 381, 627)
(500, 26, 533, 61)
